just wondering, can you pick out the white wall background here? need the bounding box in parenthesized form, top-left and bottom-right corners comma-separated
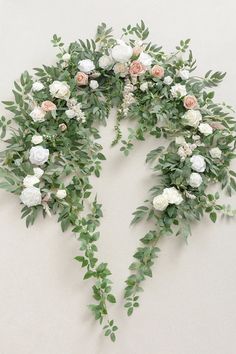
(0, 0, 236, 353)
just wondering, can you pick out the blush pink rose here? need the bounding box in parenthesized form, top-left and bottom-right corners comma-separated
(41, 100, 57, 112)
(132, 46, 144, 57)
(76, 72, 88, 86)
(129, 60, 146, 76)
(183, 95, 198, 109)
(150, 65, 165, 78)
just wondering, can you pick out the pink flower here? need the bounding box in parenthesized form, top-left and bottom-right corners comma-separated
(129, 60, 146, 76)
(76, 72, 88, 86)
(150, 65, 165, 78)
(41, 100, 57, 112)
(183, 95, 198, 110)
(132, 46, 143, 57)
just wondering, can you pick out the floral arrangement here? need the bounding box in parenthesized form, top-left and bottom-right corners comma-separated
(0, 21, 236, 342)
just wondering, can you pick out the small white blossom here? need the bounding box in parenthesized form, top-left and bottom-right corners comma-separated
(163, 76, 173, 85)
(65, 109, 77, 119)
(66, 102, 86, 122)
(31, 135, 43, 145)
(32, 82, 44, 92)
(178, 143, 196, 160)
(78, 59, 95, 73)
(56, 189, 67, 199)
(33, 167, 44, 178)
(23, 175, 40, 188)
(189, 173, 203, 188)
(62, 53, 71, 61)
(170, 84, 187, 98)
(140, 82, 149, 92)
(198, 123, 213, 136)
(210, 147, 222, 159)
(20, 187, 41, 207)
(178, 69, 189, 80)
(89, 80, 99, 90)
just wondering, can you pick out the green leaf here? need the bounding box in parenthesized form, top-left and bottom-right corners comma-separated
(210, 212, 217, 223)
(107, 294, 116, 303)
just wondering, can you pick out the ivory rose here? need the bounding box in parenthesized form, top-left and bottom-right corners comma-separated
(183, 95, 198, 109)
(151, 65, 165, 78)
(76, 72, 88, 86)
(129, 60, 146, 76)
(113, 63, 128, 77)
(41, 100, 56, 112)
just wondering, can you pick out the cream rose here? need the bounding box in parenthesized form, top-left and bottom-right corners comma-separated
(29, 146, 49, 166)
(178, 69, 189, 80)
(30, 107, 46, 123)
(198, 123, 213, 136)
(183, 110, 202, 128)
(89, 80, 99, 90)
(49, 81, 70, 100)
(183, 95, 198, 110)
(113, 63, 129, 77)
(31, 135, 43, 145)
(33, 167, 44, 178)
(164, 76, 173, 85)
(153, 194, 169, 211)
(170, 84, 187, 98)
(209, 147, 222, 159)
(98, 55, 113, 69)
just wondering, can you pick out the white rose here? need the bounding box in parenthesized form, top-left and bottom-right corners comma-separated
(111, 44, 133, 63)
(189, 172, 203, 188)
(89, 80, 99, 90)
(65, 109, 77, 119)
(32, 81, 44, 92)
(78, 59, 95, 73)
(30, 107, 46, 123)
(33, 167, 44, 178)
(164, 76, 173, 85)
(20, 186, 41, 207)
(140, 82, 148, 92)
(62, 53, 71, 61)
(23, 175, 40, 187)
(153, 194, 169, 211)
(31, 135, 43, 145)
(198, 123, 213, 136)
(209, 147, 222, 159)
(175, 136, 186, 145)
(56, 189, 67, 199)
(178, 69, 189, 80)
(49, 81, 70, 100)
(163, 187, 183, 205)
(138, 52, 153, 67)
(190, 155, 206, 172)
(170, 84, 187, 98)
(99, 55, 113, 69)
(29, 146, 49, 165)
(183, 110, 202, 128)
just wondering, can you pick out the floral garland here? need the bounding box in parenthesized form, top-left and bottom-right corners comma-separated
(0, 21, 236, 342)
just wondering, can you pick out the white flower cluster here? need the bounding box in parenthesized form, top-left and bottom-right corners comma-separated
(120, 80, 135, 117)
(65, 99, 86, 122)
(153, 187, 183, 211)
